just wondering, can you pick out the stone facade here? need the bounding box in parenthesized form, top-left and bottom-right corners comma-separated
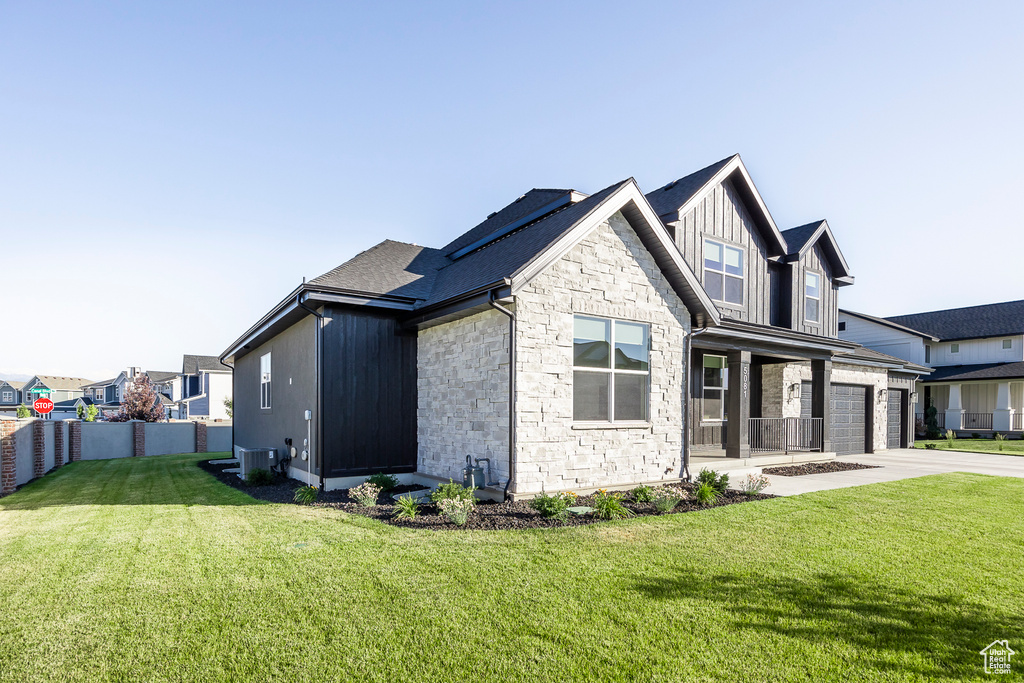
(512, 212, 691, 495)
(1, 419, 15, 494)
(417, 308, 510, 483)
(832, 363, 889, 451)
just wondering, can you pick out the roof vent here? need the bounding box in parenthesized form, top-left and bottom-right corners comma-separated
(663, 180, 678, 191)
(486, 212, 497, 219)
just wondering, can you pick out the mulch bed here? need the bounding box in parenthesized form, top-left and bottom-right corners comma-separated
(762, 461, 880, 477)
(198, 459, 774, 531)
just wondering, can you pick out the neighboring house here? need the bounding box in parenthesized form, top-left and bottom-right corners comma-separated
(222, 154, 929, 497)
(51, 396, 94, 419)
(147, 370, 182, 419)
(19, 376, 93, 418)
(180, 355, 232, 421)
(840, 300, 1024, 433)
(0, 380, 26, 415)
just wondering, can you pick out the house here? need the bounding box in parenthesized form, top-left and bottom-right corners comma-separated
(147, 370, 183, 419)
(0, 380, 26, 415)
(221, 154, 929, 497)
(179, 355, 232, 421)
(840, 300, 1024, 433)
(19, 375, 93, 418)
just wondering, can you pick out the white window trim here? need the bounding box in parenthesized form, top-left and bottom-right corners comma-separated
(804, 271, 822, 324)
(260, 352, 272, 410)
(1, 390, 12, 403)
(702, 354, 729, 422)
(1003, 339, 1013, 350)
(702, 238, 745, 307)
(951, 343, 960, 354)
(572, 315, 651, 424)
(925, 345, 931, 363)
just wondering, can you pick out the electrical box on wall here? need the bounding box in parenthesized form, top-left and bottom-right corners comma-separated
(304, 409, 312, 420)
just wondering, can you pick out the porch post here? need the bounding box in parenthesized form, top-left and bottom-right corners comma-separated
(725, 350, 750, 459)
(812, 359, 832, 452)
(994, 382, 1013, 432)
(945, 384, 964, 431)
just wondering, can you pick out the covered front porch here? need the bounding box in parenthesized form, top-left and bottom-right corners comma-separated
(919, 379, 1024, 434)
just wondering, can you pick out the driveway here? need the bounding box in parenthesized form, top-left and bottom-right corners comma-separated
(761, 448, 1024, 496)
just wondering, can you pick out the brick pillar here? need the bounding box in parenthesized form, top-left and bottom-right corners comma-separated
(1, 420, 15, 495)
(194, 421, 207, 453)
(132, 421, 145, 457)
(54, 421, 65, 468)
(33, 419, 45, 478)
(69, 420, 82, 462)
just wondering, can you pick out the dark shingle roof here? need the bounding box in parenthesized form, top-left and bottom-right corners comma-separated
(442, 189, 573, 257)
(645, 155, 735, 219)
(146, 370, 179, 383)
(885, 300, 1024, 341)
(781, 221, 823, 254)
(308, 240, 450, 301)
(183, 355, 231, 374)
(423, 180, 630, 307)
(924, 361, 1024, 382)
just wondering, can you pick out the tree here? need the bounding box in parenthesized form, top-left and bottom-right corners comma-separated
(76, 403, 85, 419)
(16, 404, 30, 419)
(85, 404, 99, 422)
(112, 375, 165, 422)
(223, 397, 233, 419)
(925, 398, 941, 439)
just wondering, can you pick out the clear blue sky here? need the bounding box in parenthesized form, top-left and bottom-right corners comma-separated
(2, 1, 1022, 381)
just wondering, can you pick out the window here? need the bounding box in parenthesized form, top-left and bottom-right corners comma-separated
(951, 343, 959, 354)
(1, 390, 11, 403)
(260, 353, 272, 410)
(925, 345, 931, 363)
(1003, 339, 1013, 350)
(702, 355, 729, 421)
(703, 239, 744, 305)
(838, 321, 846, 332)
(805, 272, 821, 323)
(572, 316, 649, 422)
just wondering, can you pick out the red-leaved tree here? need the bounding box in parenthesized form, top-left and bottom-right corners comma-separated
(110, 375, 165, 422)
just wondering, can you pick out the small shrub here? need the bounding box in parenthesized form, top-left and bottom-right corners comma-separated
(592, 490, 634, 520)
(924, 443, 938, 450)
(652, 487, 685, 513)
(85, 404, 99, 422)
(293, 485, 318, 504)
(429, 479, 476, 505)
(995, 433, 1007, 451)
(631, 484, 655, 503)
(944, 429, 956, 447)
(738, 472, 771, 496)
(393, 494, 419, 519)
(366, 473, 399, 491)
(693, 481, 721, 506)
(438, 497, 475, 526)
(16, 405, 30, 419)
(349, 482, 382, 507)
(529, 491, 571, 520)
(245, 468, 275, 486)
(697, 468, 730, 494)
(971, 433, 980, 440)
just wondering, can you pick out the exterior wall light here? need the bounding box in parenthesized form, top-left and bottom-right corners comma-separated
(789, 383, 801, 400)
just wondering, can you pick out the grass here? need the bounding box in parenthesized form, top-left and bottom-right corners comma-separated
(1, 454, 1022, 682)
(915, 437, 1024, 456)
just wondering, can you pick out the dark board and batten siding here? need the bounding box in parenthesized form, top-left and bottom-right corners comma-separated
(793, 243, 839, 337)
(674, 179, 773, 326)
(321, 306, 417, 477)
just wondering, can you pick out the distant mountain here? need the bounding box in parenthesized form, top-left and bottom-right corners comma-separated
(0, 371, 33, 382)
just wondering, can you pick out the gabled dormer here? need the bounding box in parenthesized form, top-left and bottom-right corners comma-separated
(646, 154, 788, 327)
(780, 220, 854, 337)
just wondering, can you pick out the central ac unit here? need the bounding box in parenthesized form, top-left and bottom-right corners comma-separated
(238, 447, 277, 477)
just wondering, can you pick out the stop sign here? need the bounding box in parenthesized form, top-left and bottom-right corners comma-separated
(33, 398, 54, 415)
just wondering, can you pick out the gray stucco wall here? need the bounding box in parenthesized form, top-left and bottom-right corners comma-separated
(43, 421, 55, 471)
(81, 422, 134, 460)
(208, 425, 232, 452)
(512, 212, 692, 494)
(233, 314, 317, 473)
(144, 422, 195, 456)
(14, 421, 33, 486)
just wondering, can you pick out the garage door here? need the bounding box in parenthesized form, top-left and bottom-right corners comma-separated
(831, 384, 868, 456)
(887, 389, 903, 449)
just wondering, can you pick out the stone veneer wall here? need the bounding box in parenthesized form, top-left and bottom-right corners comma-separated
(417, 308, 510, 483)
(512, 212, 691, 495)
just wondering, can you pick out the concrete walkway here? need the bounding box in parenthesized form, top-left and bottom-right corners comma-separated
(757, 448, 1024, 496)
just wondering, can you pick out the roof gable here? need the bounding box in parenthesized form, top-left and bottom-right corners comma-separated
(782, 220, 854, 284)
(646, 154, 788, 258)
(885, 300, 1024, 341)
(183, 355, 231, 374)
(308, 240, 450, 301)
(840, 309, 936, 341)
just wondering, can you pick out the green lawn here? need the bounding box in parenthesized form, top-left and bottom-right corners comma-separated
(1, 455, 1022, 682)
(915, 438, 1024, 456)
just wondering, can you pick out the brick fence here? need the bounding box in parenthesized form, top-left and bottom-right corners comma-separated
(133, 422, 145, 458)
(1, 420, 15, 495)
(54, 421, 65, 468)
(195, 422, 207, 454)
(69, 421, 82, 462)
(32, 420, 45, 478)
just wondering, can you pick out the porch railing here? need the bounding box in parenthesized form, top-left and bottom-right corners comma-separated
(916, 412, 945, 431)
(749, 417, 823, 454)
(963, 413, 993, 431)
(1014, 412, 1023, 431)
